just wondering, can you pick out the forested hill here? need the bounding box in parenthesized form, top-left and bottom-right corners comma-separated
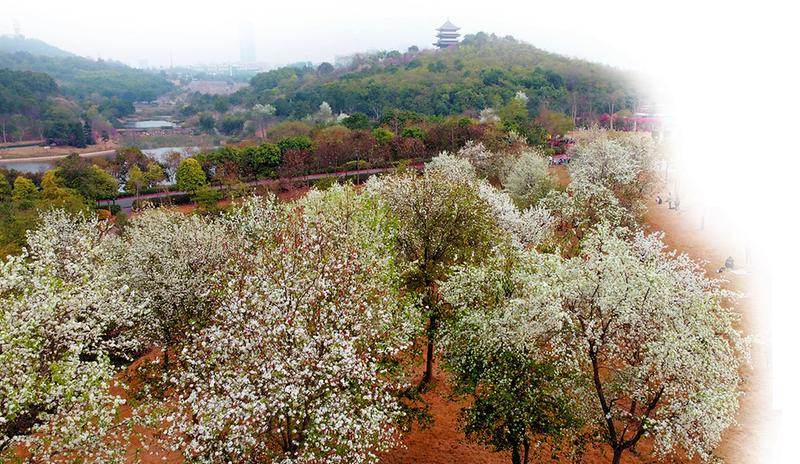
(0, 34, 73, 58)
(229, 33, 643, 122)
(0, 51, 174, 107)
(0, 36, 174, 144)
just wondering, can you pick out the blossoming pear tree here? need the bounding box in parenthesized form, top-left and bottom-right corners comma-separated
(367, 159, 499, 384)
(0, 210, 135, 462)
(441, 224, 747, 464)
(114, 208, 232, 371)
(163, 196, 417, 463)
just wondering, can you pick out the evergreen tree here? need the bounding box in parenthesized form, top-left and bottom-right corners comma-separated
(175, 158, 207, 194)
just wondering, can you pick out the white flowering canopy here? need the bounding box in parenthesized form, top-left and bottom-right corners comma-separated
(441, 225, 748, 462)
(161, 193, 418, 463)
(0, 210, 134, 462)
(503, 149, 558, 208)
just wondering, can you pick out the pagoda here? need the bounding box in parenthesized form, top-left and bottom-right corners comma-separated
(434, 19, 461, 48)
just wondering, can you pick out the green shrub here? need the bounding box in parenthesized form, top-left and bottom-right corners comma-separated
(343, 160, 370, 171)
(312, 176, 337, 191)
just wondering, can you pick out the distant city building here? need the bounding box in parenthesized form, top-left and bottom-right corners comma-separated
(239, 22, 256, 63)
(434, 19, 461, 48)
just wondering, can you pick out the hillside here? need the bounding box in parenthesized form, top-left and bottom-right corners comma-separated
(0, 36, 175, 144)
(227, 33, 642, 122)
(0, 51, 174, 109)
(0, 68, 60, 142)
(0, 34, 73, 58)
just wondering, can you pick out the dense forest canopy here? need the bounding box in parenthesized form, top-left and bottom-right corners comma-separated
(216, 33, 642, 122)
(0, 68, 60, 142)
(0, 51, 174, 112)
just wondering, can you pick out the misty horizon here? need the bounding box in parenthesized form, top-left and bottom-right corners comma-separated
(4, 1, 672, 72)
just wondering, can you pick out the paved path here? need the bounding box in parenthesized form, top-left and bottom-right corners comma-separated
(98, 164, 422, 210)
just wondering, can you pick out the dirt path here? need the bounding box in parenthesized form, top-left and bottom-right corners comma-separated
(644, 194, 772, 464)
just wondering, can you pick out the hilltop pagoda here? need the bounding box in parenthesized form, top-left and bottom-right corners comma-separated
(434, 19, 461, 48)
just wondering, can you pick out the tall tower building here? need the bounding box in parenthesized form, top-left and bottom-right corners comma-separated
(239, 22, 256, 63)
(434, 19, 461, 48)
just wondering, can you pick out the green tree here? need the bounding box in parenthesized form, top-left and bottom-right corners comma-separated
(11, 176, 39, 207)
(401, 126, 424, 139)
(373, 168, 498, 384)
(276, 136, 313, 154)
(192, 186, 223, 215)
(317, 62, 334, 74)
(218, 114, 245, 135)
(175, 158, 207, 194)
(126, 165, 146, 196)
(145, 162, 166, 188)
(372, 127, 395, 145)
(40, 169, 88, 213)
(198, 112, 215, 132)
(342, 112, 371, 130)
(244, 143, 282, 178)
(535, 109, 574, 137)
(55, 154, 118, 200)
(0, 175, 11, 203)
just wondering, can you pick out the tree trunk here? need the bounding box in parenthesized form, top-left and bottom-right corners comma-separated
(421, 283, 438, 385)
(611, 447, 623, 464)
(571, 94, 578, 125)
(163, 347, 169, 373)
(523, 438, 530, 464)
(511, 444, 521, 464)
(422, 322, 435, 384)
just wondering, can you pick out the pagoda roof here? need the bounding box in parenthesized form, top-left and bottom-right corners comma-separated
(437, 19, 460, 31)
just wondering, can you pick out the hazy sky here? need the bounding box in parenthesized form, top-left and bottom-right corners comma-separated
(0, 0, 731, 71)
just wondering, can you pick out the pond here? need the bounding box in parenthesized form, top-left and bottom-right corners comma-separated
(126, 120, 176, 129)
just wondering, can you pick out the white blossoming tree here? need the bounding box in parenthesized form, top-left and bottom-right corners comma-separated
(569, 128, 659, 217)
(163, 195, 417, 463)
(503, 149, 559, 208)
(543, 178, 634, 253)
(477, 182, 553, 250)
(454, 140, 506, 179)
(439, 241, 580, 464)
(115, 208, 232, 371)
(554, 226, 746, 463)
(368, 162, 499, 384)
(442, 225, 747, 464)
(0, 210, 135, 462)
